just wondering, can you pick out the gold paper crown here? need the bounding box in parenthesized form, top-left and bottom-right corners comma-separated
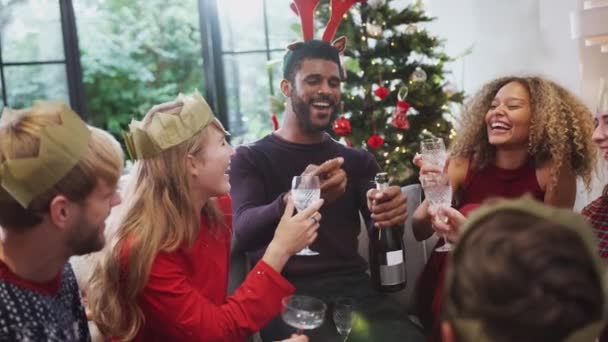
(123, 91, 227, 160)
(444, 197, 608, 342)
(0, 102, 91, 208)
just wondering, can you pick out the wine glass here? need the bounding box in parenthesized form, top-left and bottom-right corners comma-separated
(420, 173, 453, 252)
(282, 295, 326, 336)
(291, 175, 321, 256)
(333, 298, 355, 342)
(420, 137, 452, 252)
(420, 137, 448, 172)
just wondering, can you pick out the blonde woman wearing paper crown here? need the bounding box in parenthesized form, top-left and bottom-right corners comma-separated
(0, 102, 124, 341)
(441, 198, 608, 342)
(412, 76, 597, 341)
(87, 92, 322, 342)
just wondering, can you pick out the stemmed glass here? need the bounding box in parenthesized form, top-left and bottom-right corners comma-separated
(291, 175, 321, 256)
(282, 295, 326, 336)
(333, 298, 355, 342)
(420, 137, 453, 252)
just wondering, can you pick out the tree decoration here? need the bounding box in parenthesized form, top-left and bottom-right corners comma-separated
(374, 84, 390, 100)
(405, 23, 418, 34)
(410, 66, 427, 83)
(367, 133, 384, 149)
(390, 86, 411, 129)
(333, 115, 352, 136)
(318, 0, 465, 184)
(442, 81, 458, 98)
(366, 20, 383, 37)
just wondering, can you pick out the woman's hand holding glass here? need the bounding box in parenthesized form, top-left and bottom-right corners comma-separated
(263, 196, 324, 271)
(273, 196, 323, 255)
(428, 206, 465, 243)
(291, 175, 323, 256)
(417, 137, 454, 252)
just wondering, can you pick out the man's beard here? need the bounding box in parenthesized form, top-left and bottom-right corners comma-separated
(290, 91, 339, 133)
(68, 213, 105, 256)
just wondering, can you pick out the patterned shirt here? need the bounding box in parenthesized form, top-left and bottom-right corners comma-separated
(582, 195, 608, 259)
(0, 261, 90, 341)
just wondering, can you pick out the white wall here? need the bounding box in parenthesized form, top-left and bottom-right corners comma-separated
(418, 0, 580, 94)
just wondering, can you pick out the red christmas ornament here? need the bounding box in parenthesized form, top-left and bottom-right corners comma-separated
(391, 100, 411, 129)
(367, 134, 384, 149)
(333, 115, 352, 136)
(374, 86, 390, 100)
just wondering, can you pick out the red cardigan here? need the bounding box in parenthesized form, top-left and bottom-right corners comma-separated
(120, 196, 295, 342)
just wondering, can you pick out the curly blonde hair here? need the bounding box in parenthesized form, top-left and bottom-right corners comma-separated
(451, 76, 596, 189)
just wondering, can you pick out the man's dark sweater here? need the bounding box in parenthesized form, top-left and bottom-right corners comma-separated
(229, 132, 380, 278)
(230, 133, 425, 342)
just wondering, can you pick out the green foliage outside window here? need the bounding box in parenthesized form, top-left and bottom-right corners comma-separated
(76, 0, 204, 140)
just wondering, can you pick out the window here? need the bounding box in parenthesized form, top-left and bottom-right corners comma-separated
(218, 0, 299, 144)
(0, 0, 69, 112)
(73, 0, 204, 138)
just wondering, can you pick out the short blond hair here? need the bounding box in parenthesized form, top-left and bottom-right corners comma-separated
(0, 105, 124, 229)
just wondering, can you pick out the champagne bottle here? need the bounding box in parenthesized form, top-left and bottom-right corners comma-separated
(369, 172, 407, 292)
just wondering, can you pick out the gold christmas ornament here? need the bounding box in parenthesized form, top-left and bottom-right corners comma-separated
(410, 66, 427, 83)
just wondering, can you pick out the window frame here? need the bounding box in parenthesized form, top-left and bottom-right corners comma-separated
(0, 0, 87, 118)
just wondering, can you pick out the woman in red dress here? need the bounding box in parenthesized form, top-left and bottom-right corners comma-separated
(412, 76, 597, 341)
(87, 92, 321, 342)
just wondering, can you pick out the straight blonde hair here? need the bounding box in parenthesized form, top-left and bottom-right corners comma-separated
(88, 119, 226, 341)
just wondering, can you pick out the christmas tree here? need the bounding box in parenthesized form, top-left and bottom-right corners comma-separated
(317, 0, 465, 185)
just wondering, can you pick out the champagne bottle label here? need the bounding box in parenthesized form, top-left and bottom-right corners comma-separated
(386, 250, 404, 266)
(380, 262, 406, 286)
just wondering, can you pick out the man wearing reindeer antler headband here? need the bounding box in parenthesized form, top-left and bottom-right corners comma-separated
(230, 1, 425, 341)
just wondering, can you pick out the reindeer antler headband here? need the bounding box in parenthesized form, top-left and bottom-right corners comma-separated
(283, 0, 365, 79)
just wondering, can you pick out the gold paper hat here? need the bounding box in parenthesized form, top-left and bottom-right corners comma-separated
(444, 197, 608, 342)
(123, 91, 228, 160)
(0, 102, 91, 208)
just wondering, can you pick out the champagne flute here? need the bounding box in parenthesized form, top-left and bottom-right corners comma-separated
(419, 137, 452, 252)
(420, 173, 453, 252)
(291, 175, 321, 256)
(333, 298, 355, 342)
(282, 295, 326, 335)
(420, 137, 448, 172)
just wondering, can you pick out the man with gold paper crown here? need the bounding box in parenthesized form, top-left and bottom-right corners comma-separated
(229, 1, 425, 341)
(0, 102, 124, 340)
